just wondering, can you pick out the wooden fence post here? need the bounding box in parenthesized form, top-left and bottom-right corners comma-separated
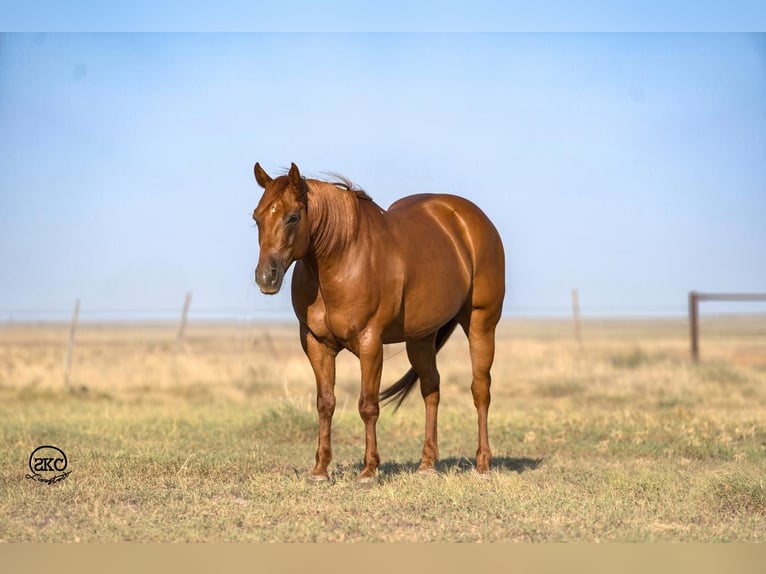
(687, 292, 766, 362)
(176, 292, 192, 353)
(63, 298, 80, 387)
(689, 291, 699, 362)
(572, 288, 581, 346)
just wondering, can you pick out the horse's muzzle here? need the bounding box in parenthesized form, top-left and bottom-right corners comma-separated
(255, 260, 285, 294)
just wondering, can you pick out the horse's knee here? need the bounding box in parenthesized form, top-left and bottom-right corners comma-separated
(358, 395, 380, 422)
(317, 391, 336, 417)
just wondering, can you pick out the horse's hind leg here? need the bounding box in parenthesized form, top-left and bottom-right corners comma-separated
(406, 334, 440, 473)
(460, 306, 501, 474)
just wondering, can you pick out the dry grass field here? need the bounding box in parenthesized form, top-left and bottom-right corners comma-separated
(1, 316, 765, 542)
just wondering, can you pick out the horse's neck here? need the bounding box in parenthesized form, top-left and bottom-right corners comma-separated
(306, 181, 363, 260)
(305, 195, 379, 276)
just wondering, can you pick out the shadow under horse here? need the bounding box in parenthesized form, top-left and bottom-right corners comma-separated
(378, 456, 544, 478)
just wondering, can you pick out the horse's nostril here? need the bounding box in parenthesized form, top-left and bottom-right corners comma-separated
(270, 268, 278, 282)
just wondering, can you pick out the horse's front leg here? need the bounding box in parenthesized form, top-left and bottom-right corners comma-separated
(357, 330, 384, 482)
(301, 325, 339, 481)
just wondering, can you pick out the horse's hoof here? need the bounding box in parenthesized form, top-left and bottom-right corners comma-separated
(306, 473, 330, 484)
(356, 475, 379, 487)
(474, 470, 492, 480)
(416, 467, 438, 477)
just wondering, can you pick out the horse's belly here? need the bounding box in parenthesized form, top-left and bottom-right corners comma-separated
(389, 252, 470, 340)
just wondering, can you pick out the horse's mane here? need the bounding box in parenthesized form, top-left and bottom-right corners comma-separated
(303, 173, 376, 258)
(321, 172, 373, 203)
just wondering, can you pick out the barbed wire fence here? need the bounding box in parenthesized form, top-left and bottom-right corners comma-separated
(0, 302, 698, 324)
(1, 291, 764, 387)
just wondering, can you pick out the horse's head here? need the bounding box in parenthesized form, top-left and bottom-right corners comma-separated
(252, 162, 311, 294)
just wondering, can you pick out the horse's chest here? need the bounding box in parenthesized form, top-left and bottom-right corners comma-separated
(297, 256, 399, 350)
(321, 303, 369, 351)
(295, 291, 361, 350)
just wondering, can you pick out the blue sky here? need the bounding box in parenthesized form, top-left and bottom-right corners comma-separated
(2, 2, 766, 32)
(1, 32, 765, 319)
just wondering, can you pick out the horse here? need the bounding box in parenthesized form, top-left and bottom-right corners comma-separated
(252, 162, 505, 482)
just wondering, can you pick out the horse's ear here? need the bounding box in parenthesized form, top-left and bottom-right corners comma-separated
(288, 162, 302, 188)
(254, 162, 272, 188)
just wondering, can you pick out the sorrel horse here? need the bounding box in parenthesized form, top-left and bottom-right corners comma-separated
(252, 162, 505, 482)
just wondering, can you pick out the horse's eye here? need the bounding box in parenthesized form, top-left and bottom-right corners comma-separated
(285, 213, 300, 227)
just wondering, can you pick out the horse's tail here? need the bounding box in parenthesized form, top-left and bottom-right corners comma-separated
(379, 319, 459, 411)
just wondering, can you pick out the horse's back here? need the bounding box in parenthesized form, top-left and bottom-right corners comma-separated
(386, 193, 505, 311)
(388, 193, 499, 238)
(388, 193, 504, 267)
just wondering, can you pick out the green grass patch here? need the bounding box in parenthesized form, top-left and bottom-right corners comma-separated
(251, 398, 318, 443)
(609, 348, 652, 369)
(710, 471, 766, 517)
(698, 361, 749, 385)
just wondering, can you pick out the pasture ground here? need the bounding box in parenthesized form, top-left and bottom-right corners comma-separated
(1, 317, 765, 542)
